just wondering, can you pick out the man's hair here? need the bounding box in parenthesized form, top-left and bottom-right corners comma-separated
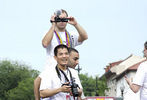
(61, 9, 68, 17)
(144, 41, 147, 49)
(69, 47, 79, 54)
(54, 44, 69, 56)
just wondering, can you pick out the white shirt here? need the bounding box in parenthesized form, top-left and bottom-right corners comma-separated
(133, 61, 147, 100)
(40, 67, 82, 100)
(45, 31, 81, 70)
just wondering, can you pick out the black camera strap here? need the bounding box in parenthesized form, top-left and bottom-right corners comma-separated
(55, 65, 73, 83)
(56, 65, 80, 100)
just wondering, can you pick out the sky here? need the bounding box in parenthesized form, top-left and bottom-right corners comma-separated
(0, 0, 147, 77)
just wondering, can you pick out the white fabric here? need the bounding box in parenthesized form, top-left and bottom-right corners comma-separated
(39, 31, 81, 78)
(40, 67, 82, 100)
(133, 61, 147, 100)
(124, 88, 140, 100)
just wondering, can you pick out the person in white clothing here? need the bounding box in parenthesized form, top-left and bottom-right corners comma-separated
(40, 44, 83, 100)
(68, 48, 86, 100)
(34, 9, 88, 100)
(125, 41, 147, 100)
(42, 9, 88, 70)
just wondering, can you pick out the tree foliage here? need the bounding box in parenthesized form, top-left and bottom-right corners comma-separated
(97, 76, 109, 96)
(0, 60, 39, 100)
(79, 73, 96, 96)
(79, 73, 108, 96)
(6, 78, 35, 100)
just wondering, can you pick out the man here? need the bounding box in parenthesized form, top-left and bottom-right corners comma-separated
(39, 44, 83, 100)
(34, 9, 88, 100)
(42, 9, 88, 70)
(68, 48, 86, 100)
(125, 41, 147, 100)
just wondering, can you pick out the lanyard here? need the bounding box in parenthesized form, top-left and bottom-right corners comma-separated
(54, 30, 72, 47)
(55, 65, 73, 83)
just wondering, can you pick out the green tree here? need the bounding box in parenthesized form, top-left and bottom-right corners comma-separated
(79, 73, 96, 96)
(97, 76, 109, 96)
(79, 73, 108, 96)
(0, 60, 39, 100)
(6, 78, 35, 100)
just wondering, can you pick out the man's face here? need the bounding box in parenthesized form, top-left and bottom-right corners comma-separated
(68, 51, 79, 69)
(55, 48, 69, 67)
(143, 47, 147, 58)
(56, 12, 67, 30)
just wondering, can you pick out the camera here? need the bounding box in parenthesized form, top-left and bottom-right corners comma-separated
(70, 81, 79, 97)
(62, 80, 79, 97)
(54, 17, 68, 22)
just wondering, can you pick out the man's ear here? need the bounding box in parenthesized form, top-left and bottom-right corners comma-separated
(54, 56, 57, 61)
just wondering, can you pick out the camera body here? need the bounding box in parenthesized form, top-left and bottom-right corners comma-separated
(54, 17, 68, 22)
(62, 82, 79, 97)
(70, 82, 79, 97)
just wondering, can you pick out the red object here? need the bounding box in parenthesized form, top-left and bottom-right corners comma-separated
(85, 96, 114, 100)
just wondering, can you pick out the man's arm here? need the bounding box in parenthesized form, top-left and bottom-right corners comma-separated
(125, 76, 141, 93)
(68, 17, 88, 42)
(34, 77, 41, 100)
(42, 23, 55, 48)
(74, 23, 88, 42)
(77, 88, 83, 100)
(42, 15, 56, 48)
(40, 88, 61, 98)
(130, 84, 140, 93)
(40, 84, 71, 98)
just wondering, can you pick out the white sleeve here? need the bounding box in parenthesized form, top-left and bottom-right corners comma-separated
(75, 72, 83, 89)
(39, 70, 47, 79)
(40, 71, 52, 90)
(71, 69, 83, 89)
(133, 62, 146, 86)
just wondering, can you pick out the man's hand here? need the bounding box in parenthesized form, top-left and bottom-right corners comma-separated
(60, 82, 71, 93)
(124, 75, 131, 85)
(50, 15, 56, 23)
(67, 16, 78, 26)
